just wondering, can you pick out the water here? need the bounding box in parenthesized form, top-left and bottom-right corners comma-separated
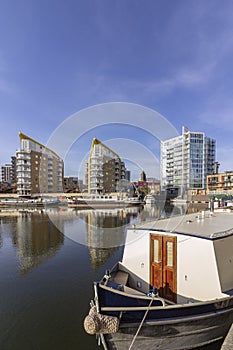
(1, 204, 217, 350)
(0, 204, 174, 350)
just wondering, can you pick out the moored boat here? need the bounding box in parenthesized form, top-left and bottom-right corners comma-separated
(0, 197, 59, 207)
(67, 194, 143, 209)
(84, 211, 233, 349)
(214, 206, 233, 213)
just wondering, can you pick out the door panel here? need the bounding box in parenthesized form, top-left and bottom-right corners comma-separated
(150, 234, 177, 302)
(163, 236, 177, 302)
(150, 235, 163, 294)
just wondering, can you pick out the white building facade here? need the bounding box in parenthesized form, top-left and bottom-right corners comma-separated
(161, 127, 216, 193)
(87, 138, 125, 194)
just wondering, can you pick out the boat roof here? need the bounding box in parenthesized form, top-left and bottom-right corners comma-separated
(132, 211, 233, 239)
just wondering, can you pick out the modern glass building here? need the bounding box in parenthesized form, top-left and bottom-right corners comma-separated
(16, 132, 64, 196)
(161, 127, 216, 193)
(86, 138, 125, 194)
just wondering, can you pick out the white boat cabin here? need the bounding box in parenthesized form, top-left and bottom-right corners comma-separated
(122, 211, 233, 303)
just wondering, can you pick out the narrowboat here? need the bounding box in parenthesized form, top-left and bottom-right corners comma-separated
(84, 211, 233, 349)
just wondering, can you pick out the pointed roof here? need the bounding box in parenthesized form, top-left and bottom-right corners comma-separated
(90, 137, 120, 159)
(18, 132, 62, 159)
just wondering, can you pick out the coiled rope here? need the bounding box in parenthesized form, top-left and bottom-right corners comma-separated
(84, 306, 119, 335)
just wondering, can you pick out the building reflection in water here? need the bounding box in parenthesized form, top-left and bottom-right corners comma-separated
(82, 208, 139, 269)
(0, 208, 64, 275)
(0, 203, 197, 274)
(82, 204, 188, 269)
(48, 206, 144, 269)
(49, 204, 188, 269)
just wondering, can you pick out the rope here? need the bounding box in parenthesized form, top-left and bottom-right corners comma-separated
(99, 334, 108, 350)
(128, 297, 154, 350)
(84, 306, 119, 334)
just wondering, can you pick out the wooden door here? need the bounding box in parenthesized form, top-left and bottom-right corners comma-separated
(150, 234, 177, 302)
(150, 235, 163, 294)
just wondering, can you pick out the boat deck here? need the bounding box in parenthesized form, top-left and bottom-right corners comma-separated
(132, 211, 233, 239)
(112, 270, 129, 285)
(221, 324, 233, 349)
(109, 270, 169, 302)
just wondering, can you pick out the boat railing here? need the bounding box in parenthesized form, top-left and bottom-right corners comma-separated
(210, 227, 233, 238)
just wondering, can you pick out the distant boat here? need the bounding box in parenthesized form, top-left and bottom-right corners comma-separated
(67, 194, 144, 209)
(213, 206, 233, 213)
(209, 198, 233, 213)
(0, 197, 59, 207)
(84, 211, 233, 349)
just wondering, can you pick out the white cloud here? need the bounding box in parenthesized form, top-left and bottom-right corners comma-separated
(117, 62, 216, 99)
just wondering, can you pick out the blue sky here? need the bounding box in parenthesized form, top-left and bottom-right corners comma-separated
(1, 0, 233, 180)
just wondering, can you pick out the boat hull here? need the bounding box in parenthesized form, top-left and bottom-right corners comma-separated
(68, 199, 143, 208)
(0, 200, 59, 207)
(96, 284, 233, 350)
(103, 307, 232, 349)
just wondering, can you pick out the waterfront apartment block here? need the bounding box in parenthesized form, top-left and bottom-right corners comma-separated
(1, 163, 12, 183)
(161, 126, 216, 193)
(86, 138, 125, 194)
(207, 171, 233, 194)
(1, 157, 17, 185)
(16, 132, 64, 196)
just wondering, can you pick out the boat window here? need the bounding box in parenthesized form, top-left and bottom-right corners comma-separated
(166, 241, 173, 267)
(153, 239, 159, 263)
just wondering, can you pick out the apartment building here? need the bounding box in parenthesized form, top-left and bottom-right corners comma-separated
(16, 132, 64, 196)
(86, 138, 125, 194)
(1, 164, 12, 183)
(161, 127, 216, 193)
(207, 171, 233, 194)
(1, 157, 17, 185)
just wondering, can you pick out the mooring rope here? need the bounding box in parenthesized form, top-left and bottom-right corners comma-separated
(128, 296, 154, 350)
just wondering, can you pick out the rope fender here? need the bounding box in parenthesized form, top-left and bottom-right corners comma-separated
(84, 306, 119, 335)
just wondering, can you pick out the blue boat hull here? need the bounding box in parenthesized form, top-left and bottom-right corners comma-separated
(96, 284, 233, 350)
